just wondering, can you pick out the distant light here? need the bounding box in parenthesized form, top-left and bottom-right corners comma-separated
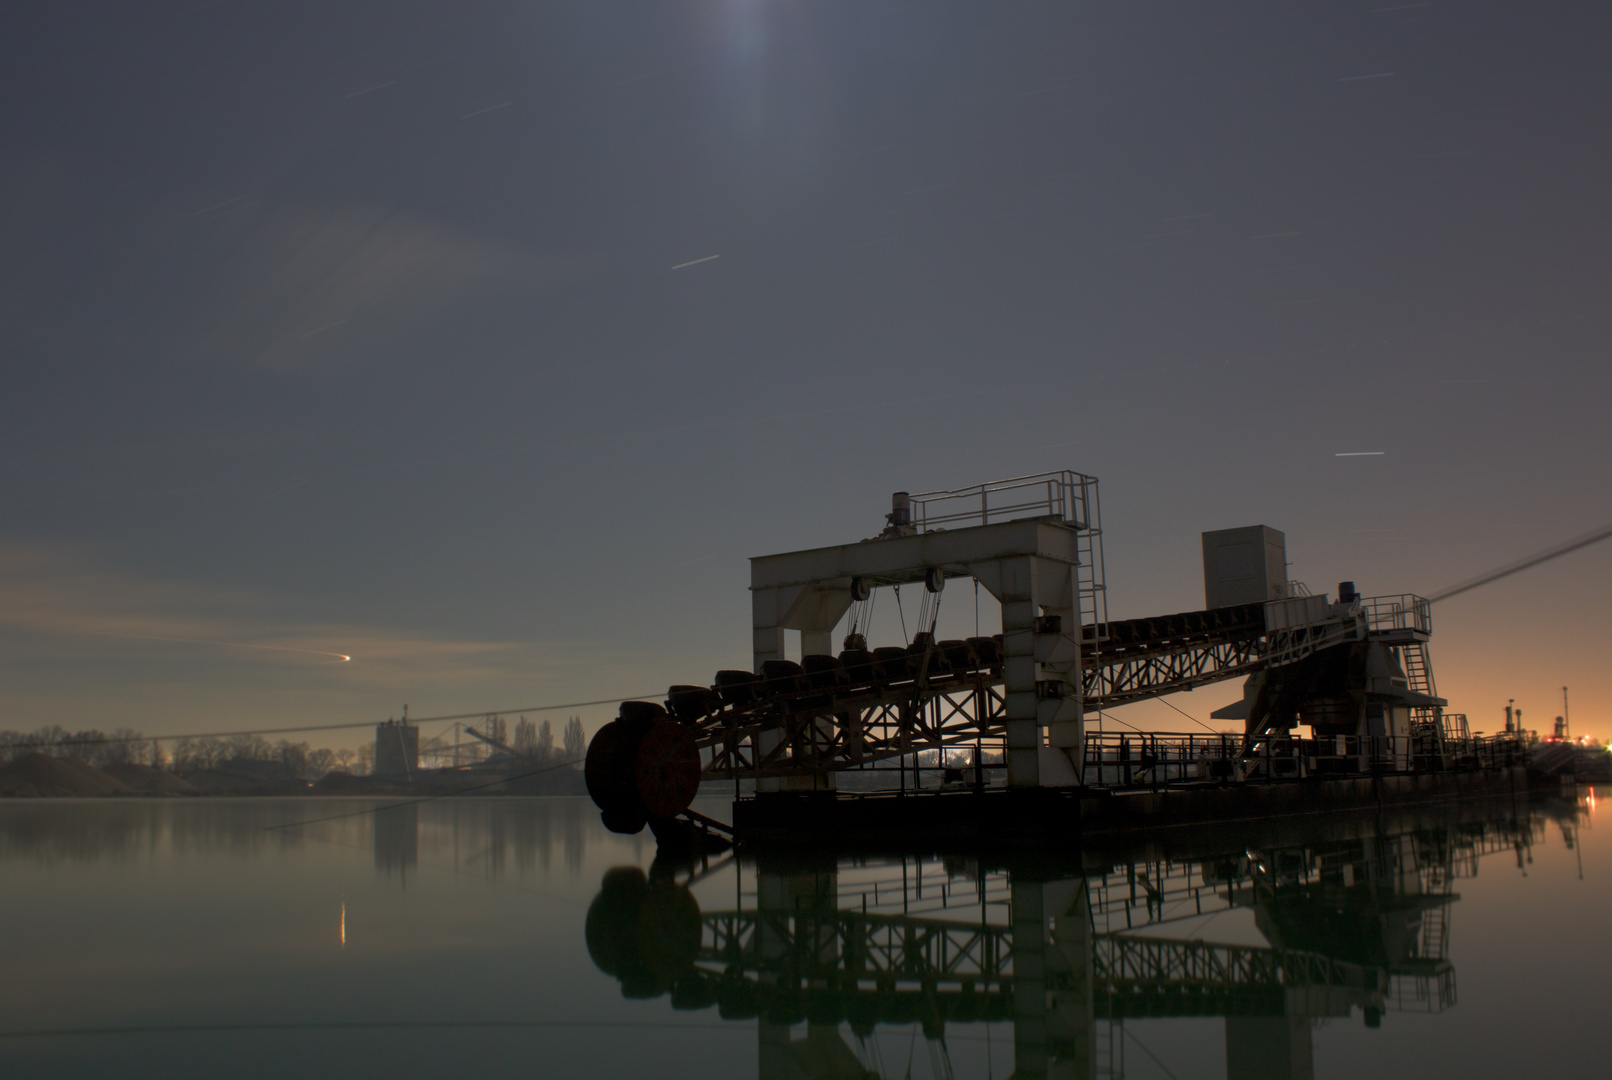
(1335, 452, 1386, 457)
(671, 254, 720, 270)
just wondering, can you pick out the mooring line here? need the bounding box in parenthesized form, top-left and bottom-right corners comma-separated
(0, 1019, 743, 1040)
(1430, 521, 1612, 602)
(0, 695, 660, 752)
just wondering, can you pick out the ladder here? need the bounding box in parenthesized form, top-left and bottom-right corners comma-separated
(1071, 474, 1108, 641)
(1400, 641, 1437, 705)
(1095, 1018, 1125, 1080)
(1399, 641, 1444, 763)
(1419, 902, 1449, 960)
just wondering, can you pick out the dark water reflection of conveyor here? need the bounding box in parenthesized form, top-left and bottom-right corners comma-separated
(587, 797, 1570, 1079)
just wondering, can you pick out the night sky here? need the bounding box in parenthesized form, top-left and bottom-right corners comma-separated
(2, 0, 1608, 746)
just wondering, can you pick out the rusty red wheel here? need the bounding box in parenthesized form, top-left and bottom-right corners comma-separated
(633, 720, 701, 819)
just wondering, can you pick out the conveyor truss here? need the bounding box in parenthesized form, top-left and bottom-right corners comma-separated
(673, 589, 1509, 788)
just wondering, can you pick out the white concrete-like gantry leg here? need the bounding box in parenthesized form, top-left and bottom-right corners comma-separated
(1033, 556, 1085, 765)
(977, 555, 1043, 789)
(968, 555, 1084, 789)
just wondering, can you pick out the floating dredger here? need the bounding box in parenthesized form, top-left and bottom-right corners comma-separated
(584, 471, 1526, 846)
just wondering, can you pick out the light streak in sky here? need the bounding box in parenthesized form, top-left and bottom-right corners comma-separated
(299, 319, 348, 339)
(1335, 451, 1385, 456)
(340, 903, 346, 947)
(670, 254, 720, 270)
(79, 630, 351, 662)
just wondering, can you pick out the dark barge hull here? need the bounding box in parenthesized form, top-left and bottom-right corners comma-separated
(731, 766, 1529, 849)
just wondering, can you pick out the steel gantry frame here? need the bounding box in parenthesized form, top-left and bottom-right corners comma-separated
(746, 475, 1099, 792)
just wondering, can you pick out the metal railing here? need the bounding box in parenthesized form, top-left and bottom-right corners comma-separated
(1082, 731, 1242, 787)
(1438, 712, 1470, 740)
(908, 470, 1097, 531)
(907, 469, 1108, 676)
(1390, 967, 1458, 1013)
(1362, 594, 1432, 636)
(1079, 729, 1527, 789)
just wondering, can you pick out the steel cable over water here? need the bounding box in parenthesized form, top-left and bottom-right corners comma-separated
(0, 694, 662, 751)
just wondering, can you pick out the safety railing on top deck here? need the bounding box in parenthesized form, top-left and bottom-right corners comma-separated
(908, 471, 1097, 532)
(1362, 594, 1432, 636)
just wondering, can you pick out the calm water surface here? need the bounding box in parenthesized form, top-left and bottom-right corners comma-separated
(0, 790, 1606, 1078)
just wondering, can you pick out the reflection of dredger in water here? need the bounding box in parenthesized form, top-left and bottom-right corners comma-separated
(584, 797, 1552, 1080)
(585, 866, 705, 1003)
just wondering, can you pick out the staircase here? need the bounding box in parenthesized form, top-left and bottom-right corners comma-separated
(1400, 641, 1438, 710)
(1419, 902, 1448, 960)
(1400, 641, 1444, 766)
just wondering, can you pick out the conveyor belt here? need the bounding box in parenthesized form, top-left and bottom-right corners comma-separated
(658, 604, 1270, 784)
